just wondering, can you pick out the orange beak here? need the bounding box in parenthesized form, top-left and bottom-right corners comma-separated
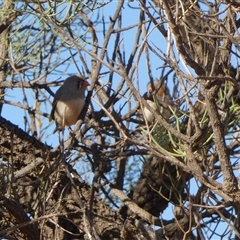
(148, 87, 153, 93)
(83, 80, 90, 88)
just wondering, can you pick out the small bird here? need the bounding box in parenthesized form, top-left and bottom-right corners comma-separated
(50, 75, 90, 130)
(142, 80, 172, 123)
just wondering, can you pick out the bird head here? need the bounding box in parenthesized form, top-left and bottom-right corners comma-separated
(145, 80, 168, 100)
(64, 75, 90, 90)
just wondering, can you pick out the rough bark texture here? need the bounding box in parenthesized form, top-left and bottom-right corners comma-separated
(0, 0, 240, 239)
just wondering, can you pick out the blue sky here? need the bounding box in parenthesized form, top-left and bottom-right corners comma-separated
(1, 1, 239, 238)
(3, 1, 170, 144)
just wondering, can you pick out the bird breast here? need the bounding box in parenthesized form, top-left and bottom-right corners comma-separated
(143, 100, 157, 122)
(143, 99, 172, 123)
(54, 98, 85, 127)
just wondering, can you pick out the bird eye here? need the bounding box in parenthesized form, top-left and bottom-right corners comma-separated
(77, 80, 82, 89)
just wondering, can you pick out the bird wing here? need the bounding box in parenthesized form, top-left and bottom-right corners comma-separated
(50, 87, 63, 121)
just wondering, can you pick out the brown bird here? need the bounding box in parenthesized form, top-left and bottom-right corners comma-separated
(50, 75, 90, 129)
(142, 80, 172, 122)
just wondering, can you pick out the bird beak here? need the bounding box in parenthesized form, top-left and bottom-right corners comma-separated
(83, 80, 90, 88)
(148, 87, 153, 93)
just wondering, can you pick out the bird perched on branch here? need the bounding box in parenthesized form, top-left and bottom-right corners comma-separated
(142, 80, 172, 123)
(50, 75, 90, 130)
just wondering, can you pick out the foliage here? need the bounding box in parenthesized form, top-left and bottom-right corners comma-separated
(0, 0, 240, 239)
